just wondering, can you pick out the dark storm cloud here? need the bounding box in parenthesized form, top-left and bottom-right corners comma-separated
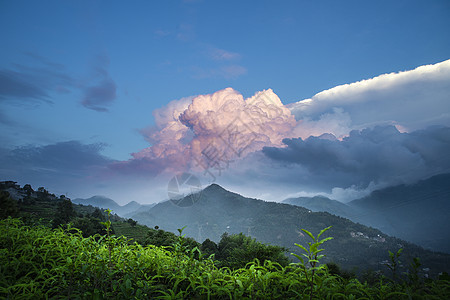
(262, 125, 450, 189)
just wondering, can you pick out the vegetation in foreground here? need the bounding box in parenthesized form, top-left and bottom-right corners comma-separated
(1, 217, 449, 299)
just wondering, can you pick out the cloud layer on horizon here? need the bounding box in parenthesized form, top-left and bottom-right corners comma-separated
(288, 59, 450, 138)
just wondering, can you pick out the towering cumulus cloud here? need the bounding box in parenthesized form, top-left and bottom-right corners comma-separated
(117, 88, 296, 175)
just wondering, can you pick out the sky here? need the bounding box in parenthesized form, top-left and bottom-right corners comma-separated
(1, 0, 450, 204)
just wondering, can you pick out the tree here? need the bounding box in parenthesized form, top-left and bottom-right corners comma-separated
(143, 228, 200, 250)
(91, 208, 104, 220)
(216, 233, 289, 269)
(200, 238, 218, 258)
(71, 217, 106, 237)
(0, 191, 19, 219)
(52, 199, 75, 228)
(127, 218, 137, 227)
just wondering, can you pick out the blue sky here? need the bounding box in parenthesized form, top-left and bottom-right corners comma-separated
(1, 0, 450, 203)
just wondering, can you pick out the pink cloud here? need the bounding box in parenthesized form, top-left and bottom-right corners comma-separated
(116, 88, 297, 176)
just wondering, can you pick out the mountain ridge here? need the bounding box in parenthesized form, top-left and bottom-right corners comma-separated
(129, 181, 450, 275)
(283, 173, 450, 253)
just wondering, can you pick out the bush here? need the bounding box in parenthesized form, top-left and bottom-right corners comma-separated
(1, 218, 449, 299)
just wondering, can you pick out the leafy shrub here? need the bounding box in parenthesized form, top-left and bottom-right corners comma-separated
(1, 218, 449, 299)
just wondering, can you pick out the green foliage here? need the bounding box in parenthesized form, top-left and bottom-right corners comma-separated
(291, 226, 333, 300)
(143, 226, 200, 251)
(70, 216, 106, 237)
(385, 248, 403, 282)
(216, 232, 289, 269)
(127, 218, 137, 227)
(0, 219, 449, 299)
(326, 262, 356, 280)
(0, 191, 19, 219)
(52, 198, 76, 228)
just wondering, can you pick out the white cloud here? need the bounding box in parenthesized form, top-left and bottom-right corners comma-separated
(289, 59, 450, 134)
(209, 48, 241, 61)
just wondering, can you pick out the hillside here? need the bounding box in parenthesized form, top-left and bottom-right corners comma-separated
(129, 184, 450, 275)
(282, 173, 450, 254)
(283, 196, 360, 219)
(347, 173, 450, 253)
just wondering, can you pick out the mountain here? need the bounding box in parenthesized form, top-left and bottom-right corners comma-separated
(347, 173, 450, 253)
(72, 196, 154, 217)
(129, 183, 450, 275)
(73, 195, 120, 210)
(282, 173, 450, 254)
(283, 196, 360, 219)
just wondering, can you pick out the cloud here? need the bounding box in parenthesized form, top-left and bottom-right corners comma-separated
(177, 23, 195, 42)
(81, 78, 117, 112)
(0, 52, 117, 112)
(209, 48, 241, 61)
(0, 69, 49, 101)
(116, 88, 296, 176)
(0, 61, 72, 104)
(112, 62, 450, 201)
(23, 52, 65, 70)
(292, 107, 352, 140)
(4, 141, 112, 171)
(288, 59, 450, 135)
(190, 64, 247, 80)
(154, 29, 171, 37)
(0, 141, 114, 194)
(81, 54, 117, 112)
(220, 65, 247, 79)
(262, 125, 450, 197)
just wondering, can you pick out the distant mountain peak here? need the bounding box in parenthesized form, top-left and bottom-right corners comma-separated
(204, 183, 227, 192)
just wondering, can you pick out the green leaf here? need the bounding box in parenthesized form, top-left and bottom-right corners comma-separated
(319, 237, 333, 244)
(291, 253, 305, 264)
(301, 229, 316, 242)
(294, 243, 308, 253)
(317, 226, 332, 239)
